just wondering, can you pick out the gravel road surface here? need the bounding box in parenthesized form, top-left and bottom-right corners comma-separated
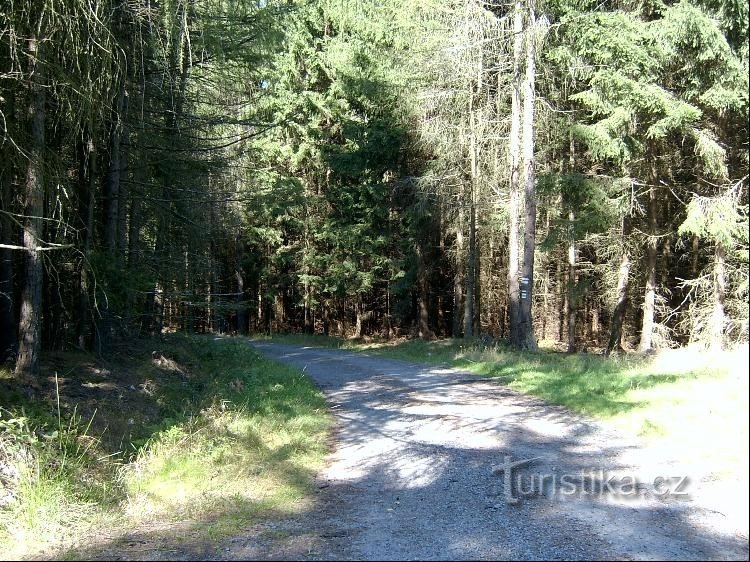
(220, 341, 748, 561)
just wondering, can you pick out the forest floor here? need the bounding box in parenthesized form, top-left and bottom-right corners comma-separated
(1, 336, 747, 560)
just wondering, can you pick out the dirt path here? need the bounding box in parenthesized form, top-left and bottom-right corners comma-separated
(214, 341, 747, 560)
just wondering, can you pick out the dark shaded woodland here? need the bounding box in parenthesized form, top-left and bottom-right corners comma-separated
(1, 0, 747, 376)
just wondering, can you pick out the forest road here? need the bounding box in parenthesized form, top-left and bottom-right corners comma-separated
(221, 341, 749, 561)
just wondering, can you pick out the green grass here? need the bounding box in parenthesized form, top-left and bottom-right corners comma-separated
(0, 335, 330, 559)
(265, 334, 749, 478)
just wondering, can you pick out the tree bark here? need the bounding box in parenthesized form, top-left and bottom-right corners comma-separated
(557, 256, 565, 342)
(103, 88, 125, 253)
(567, 210, 576, 352)
(639, 181, 658, 352)
(464, 183, 476, 337)
(0, 201, 15, 362)
(453, 198, 465, 338)
(506, 0, 523, 345)
(16, 36, 46, 377)
(516, 0, 538, 351)
(355, 297, 375, 338)
(76, 130, 96, 348)
(606, 218, 631, 356)
(416, 244, 434, 340)
(235, 237, 249, 335)
(473, 189, 481, 337)
(116, 124, 129, 257)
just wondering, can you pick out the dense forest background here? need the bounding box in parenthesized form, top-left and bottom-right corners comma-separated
(1, 0, 747, 377)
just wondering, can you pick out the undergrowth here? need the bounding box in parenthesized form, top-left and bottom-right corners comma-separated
(0, 335, 329, 559)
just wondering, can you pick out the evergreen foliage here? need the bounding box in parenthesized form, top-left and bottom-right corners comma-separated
(0, 0, 747, 368)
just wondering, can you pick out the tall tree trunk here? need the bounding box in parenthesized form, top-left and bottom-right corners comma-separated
(127, 36, 145, 274)
(466, 43, 483, 338)
(0, 78, 17, 362)
(506, 0, 523, 345)
(0, 201, 14, 362)
(0, 90, 15, 361)
(464, 183, 476, 337)
(235, 237, 248, 335)
(126, 159, 142, 331)
(76, 130, 96, 348)
(567, 210, 576, 353)
(116, 36, 136, 259)
(16, 36, 45, 377)
(116, 125, 129, 257)
(473, 193, 481, 337)
(606, 218, 631, 356)
(710, 242, 725, 350)
(557, 256, 565, 342)
(141, 225, 164, 336)
(453, 183, 465, 337)
(416, 244, 434, 340)
(103, 88, 125, 253)
(355, 296, 363, 339)
(639, 181, 658, 352)
(516, 0, 538, 351)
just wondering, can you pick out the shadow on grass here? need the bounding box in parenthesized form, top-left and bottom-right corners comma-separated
(55, 390, 329, 559)
(56, 401, 326, 560)
(1, 335, 330, 559)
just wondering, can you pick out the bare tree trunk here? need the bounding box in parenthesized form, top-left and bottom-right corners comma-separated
(416, 244, 434, 340)
(0, 201, 14, 362)
(117, 42, 137, 260)
(141, 224, 164, 336)
(127, 59, 145, 274)
(116, 122, 129, 257)
(710, 242, 725, 350)
(103, 88, 125, 253)
(235, 237, 249, 335)
(567, 210, 576, 353)
(516, 0, 538, 351)
(473, 191, 481, 337)
(0, 83, 16, 362)
(464, 183, 476, 337)
(16, 36, 45, 377)
(506, 0, 523, 345)
(606, 218, 631, 356)
(76, 129, 96, 348)
(453, 200, 465, 338)
(323, 298, 330, 335)
(418, 278, 433, 340)
(557, 256, 565, 342)
(355, 298, 362, 338)
(0, 101, 15, 361)
(127, 174, 142, 267)
(639, 181, 658, 352)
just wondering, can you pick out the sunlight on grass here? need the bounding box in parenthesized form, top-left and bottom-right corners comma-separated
(125, 402, 327, 522)
(119, 339, 329, 543)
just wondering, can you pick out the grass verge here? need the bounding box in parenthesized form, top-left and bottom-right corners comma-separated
(0, 335, 329, 559)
